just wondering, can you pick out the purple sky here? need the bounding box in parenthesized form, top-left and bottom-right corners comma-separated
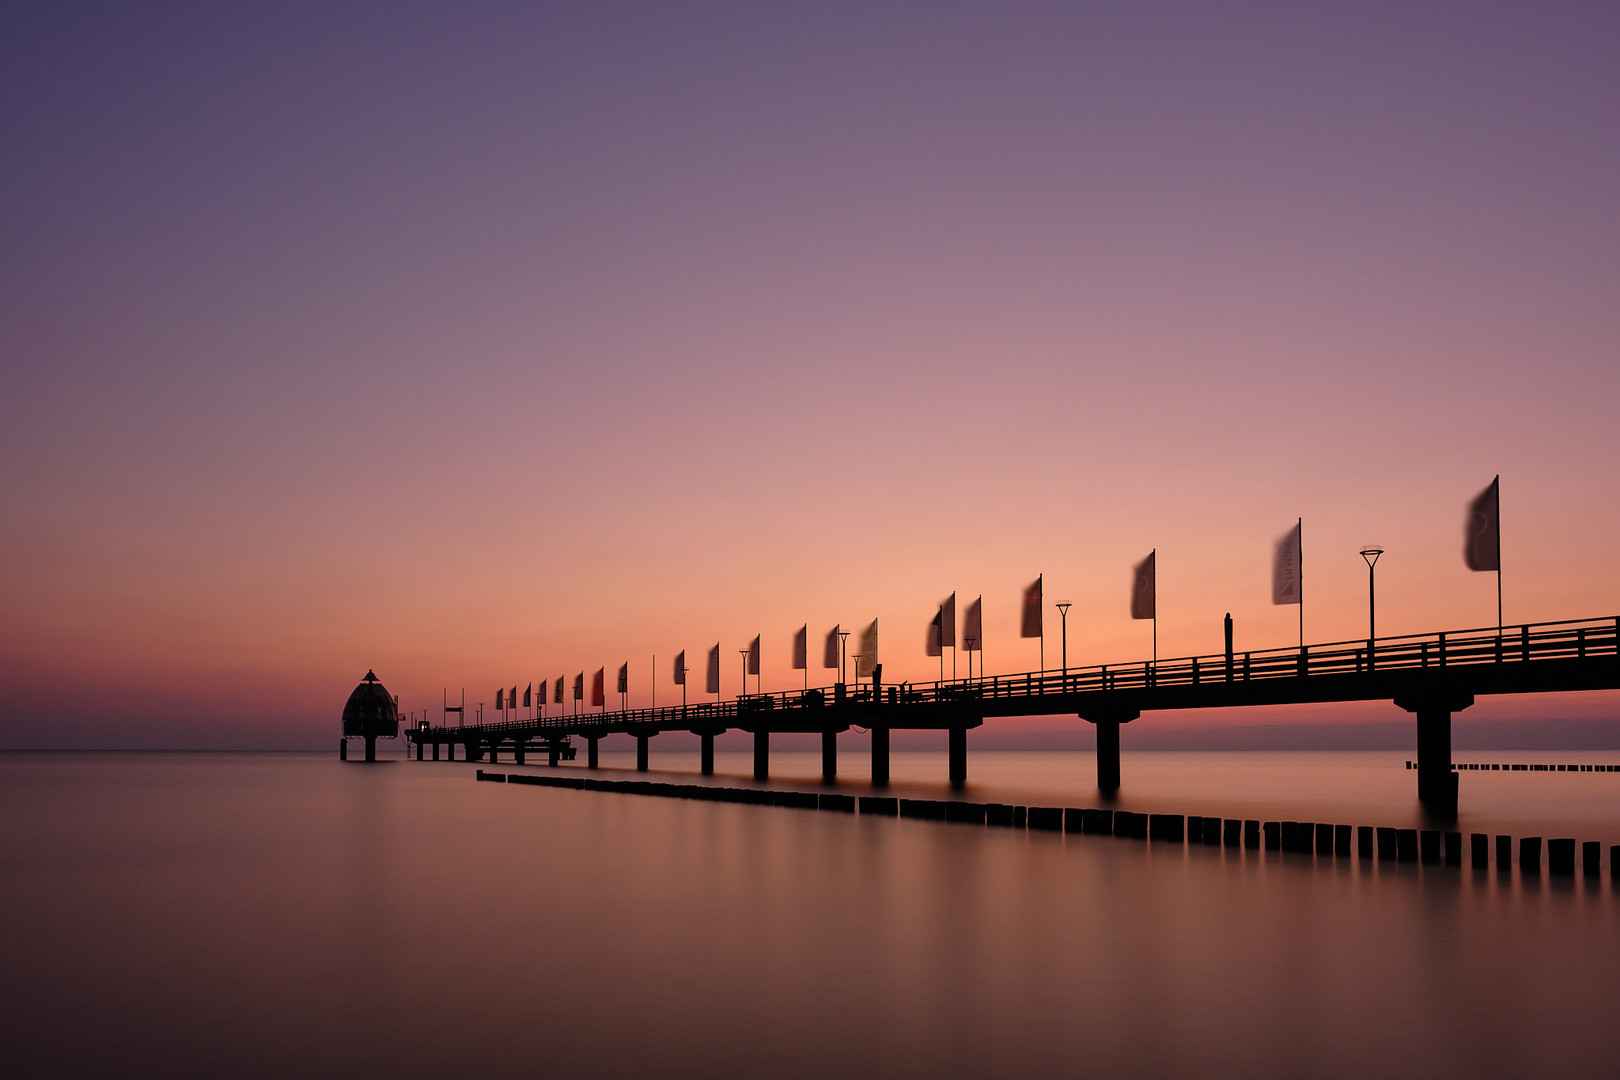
(3, 2, 1618, 748)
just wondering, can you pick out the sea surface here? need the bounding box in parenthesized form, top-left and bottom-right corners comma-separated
(3, 748, 1618, 1078)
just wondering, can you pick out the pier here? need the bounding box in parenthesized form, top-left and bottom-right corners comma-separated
(412, 615, 1620, 816)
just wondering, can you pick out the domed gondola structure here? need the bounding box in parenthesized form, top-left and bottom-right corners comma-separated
(341, 670, 399, 761)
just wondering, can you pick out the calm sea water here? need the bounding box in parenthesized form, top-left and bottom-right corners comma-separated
(3, 749, 1617, 1078)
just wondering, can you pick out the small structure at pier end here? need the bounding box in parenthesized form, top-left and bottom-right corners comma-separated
(341, 670, 398, 762)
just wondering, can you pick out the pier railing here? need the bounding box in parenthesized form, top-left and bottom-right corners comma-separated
(421, 615, 1620, 739)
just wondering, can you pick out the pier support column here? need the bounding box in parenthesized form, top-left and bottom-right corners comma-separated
(948, 727, 967, 788)
(586, 737, 599, 769)
(415, 740, 423, 761)
(636, 735, 650, 772)
(432, 742, 439, 761)
(1396, 694, 1472, 818)
(870, 727, 889, 787)
(514, 742, 526, 765)
(339, 738, 347, 761)
(487, 741, 498, 765)
(753, 731, 769, 781)
(364, 735, 376, 763)
(548, 743, 560, 767)
(445, 742, 455, 762)
(700, 734, 715, 776)
(822, 730, 837, 783)
(1079, 708, 1139, 795)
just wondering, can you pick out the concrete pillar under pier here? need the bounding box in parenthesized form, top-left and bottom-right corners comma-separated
(1395, 693, 1472, 818)
(486, 741, 498, 765)
(754, 731, 769, 781)
(416, 740, 423, 761)
(514, 742, 526, 765)
(548, 743, 560, 767)
(870, 727, 889, 787)
(339, 738, 347, 761)
(700, 734, 715, 776)
(364, 735, 376, 763)
(432, 742, 439, 761)
(822, 730, 837, 783)
(948, 728, 967, 788)
(1079, 708, 1140, 794)
(587, 737, 599, 769)
(636, 735, 650, 772)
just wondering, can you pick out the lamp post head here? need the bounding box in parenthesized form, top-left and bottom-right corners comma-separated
(1360, 545, 1384, 569)
(1055, 602, 1072, 616)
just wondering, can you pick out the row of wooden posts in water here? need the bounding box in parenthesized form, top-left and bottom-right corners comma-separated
(474, 769, 1618, 879)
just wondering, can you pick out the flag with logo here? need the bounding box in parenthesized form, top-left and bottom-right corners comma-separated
(1131, 551, 1156, 620)
(792, 625, 807, 670)
(747, 635, 761, 676)
(963, 596, 982, 651)
(705, 644, 720, 694)
(1273, 520, 1302, 604)
(1021, 576, 1042, 638)
(857, 619, 878, 677)
(1465, 476, 1500, 572)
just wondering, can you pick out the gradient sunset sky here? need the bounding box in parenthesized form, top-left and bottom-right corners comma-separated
(3, 2, 1617, 748)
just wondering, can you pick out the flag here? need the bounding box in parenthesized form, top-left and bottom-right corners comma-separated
(573, 673, 583, 700)
(824, 625, 840, 668)
(963, 597, 982, 651)
(941, 592, 956, 648)
(747, 635, 760, 676)
(705, 644, 720, 694)
(523, 684, 531, 708)
(1021, 576, 1043, 638)
(857, 619, 877, 677)
(591, 668, 604, 707)
(792, 625, 807, 670)
(926, 608, 942, 657)
(1465, 476, 1500, 572)
(554, 676, 563, 704)
(495, 688, 503, 710)
(510, 687, 517, 713)
(673, 650, 686, 685)
(1273, 521, 1302, 605)
(617, 662, 628, 695)
(1131, 551, 1156, 620)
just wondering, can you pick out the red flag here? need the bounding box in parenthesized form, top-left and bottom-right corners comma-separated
(941, 593, 956, 648)
(926, 608, 942, 657)
(705, 644, 720, 694)
(673, 650, 686, 685)
(617, 663, 628, 695)
(1131, 552, 1156, 620)
(1465, 476, 1500, 572)
(792, 625, 807, 670)
(591, 668, 604, 707)
(823, 625, 840, 668)
(1272, 521, 1302, 605)
(1021, 576, 1042, 638)
(963, 597, 982, 651)
(747, 635, 760, 676)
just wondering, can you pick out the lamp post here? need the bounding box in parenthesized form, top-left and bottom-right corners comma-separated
(1359, 546, 1384, 642)
(837, 630, 850, 685)
(739, 650, 749, 701)
(1055, 603, 1071, 681)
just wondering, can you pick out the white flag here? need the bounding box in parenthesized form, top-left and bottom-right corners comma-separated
(1272, 520, 1302, 605)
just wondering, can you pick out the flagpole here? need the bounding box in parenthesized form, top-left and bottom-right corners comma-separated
(1298, 518, 1304, 650)
(1496, 475, 1503, 632)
